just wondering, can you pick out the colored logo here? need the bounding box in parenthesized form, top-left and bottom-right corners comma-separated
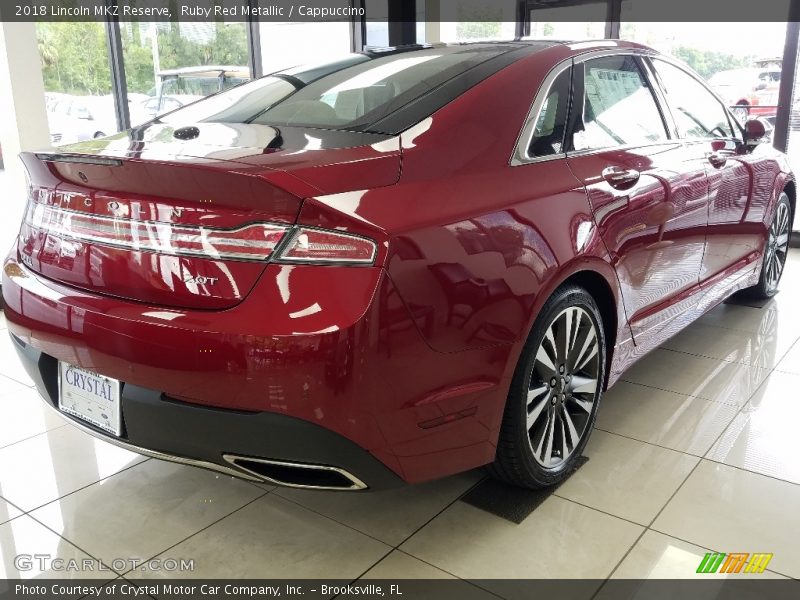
(696, 552, 773, 574)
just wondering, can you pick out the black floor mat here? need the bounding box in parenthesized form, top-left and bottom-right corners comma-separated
(460, 456, 588, 524)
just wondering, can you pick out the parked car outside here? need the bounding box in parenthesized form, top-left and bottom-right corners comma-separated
(47, 95, 117, 145)
(4, 41, 793, 491)
(709, 67, 781, 123)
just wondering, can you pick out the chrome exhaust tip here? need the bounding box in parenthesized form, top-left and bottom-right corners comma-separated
(222, 454, 368, 491)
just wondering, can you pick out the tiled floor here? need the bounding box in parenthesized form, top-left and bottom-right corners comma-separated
(1, 250, 800, 591)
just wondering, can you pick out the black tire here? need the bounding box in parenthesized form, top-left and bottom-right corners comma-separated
(746, 192, 792, 299)
(490, 284, 606, 489)
(93, 131, 106, 139)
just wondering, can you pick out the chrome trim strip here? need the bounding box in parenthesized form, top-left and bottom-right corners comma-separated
(36, 391, 264, 482)
(223, 454, 369, 491)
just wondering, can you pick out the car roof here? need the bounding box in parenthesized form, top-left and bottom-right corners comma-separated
(358, 39, 656, 59)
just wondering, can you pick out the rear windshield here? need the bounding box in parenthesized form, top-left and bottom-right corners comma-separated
(160, 46, 514, 133)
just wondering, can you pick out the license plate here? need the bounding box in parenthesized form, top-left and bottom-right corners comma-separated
(58, 362, 121, 436)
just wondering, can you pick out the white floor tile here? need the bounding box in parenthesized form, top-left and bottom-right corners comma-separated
(653, 460, 800, 579)
(361, 552, 498, 599)
(775, 339, 800, 375)
(131, 494, 391, 579)
(706, 371, 800, 484)
(597, 381, 739, 456)
(697, 302, 800, 335)
(0, 514, 110, 579)
(0, 425, 145, 511)
(0, 495, 23, 525)
(556, 430, 699, 525)
(30, 460, 266, 571)
(361, 550, 456, 579)
(622, 348, 767, 406)
(611, 530, 788, 579)
(661, 320, 797, 369)
(0, 386, 66, 449)
(400, 495, 642, 580)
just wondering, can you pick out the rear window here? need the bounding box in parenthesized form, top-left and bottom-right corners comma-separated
(161, 46, 514, 133)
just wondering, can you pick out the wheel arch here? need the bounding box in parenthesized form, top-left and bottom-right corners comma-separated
(514, 262, 624, 392)
(558, 269, 619, 388)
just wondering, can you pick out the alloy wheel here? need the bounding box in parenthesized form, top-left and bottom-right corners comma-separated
(765, 200, 790, 293)
(526, 306, 600, 469)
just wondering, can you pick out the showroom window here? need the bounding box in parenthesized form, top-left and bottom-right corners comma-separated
(35, 21, 118, 145)
(258, 21, 353, 75)
(120, 14, 250, 126)
(529, 2, 607, 39)
(619, 17, 788, 124)
(787, 28, 800, 232)
(426, 0, 517, 43)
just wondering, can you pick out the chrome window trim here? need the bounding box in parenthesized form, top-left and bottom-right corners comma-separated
(511, 47, 661, 167)
(509, 57, 573, 166)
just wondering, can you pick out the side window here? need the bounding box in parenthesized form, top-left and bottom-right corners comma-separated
(529, 67, 571, 158)
(653, 60, 735, 140)
(572, 55, 668, 152)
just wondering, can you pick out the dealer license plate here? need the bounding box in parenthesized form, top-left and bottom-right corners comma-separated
(58, 362, 121, 436)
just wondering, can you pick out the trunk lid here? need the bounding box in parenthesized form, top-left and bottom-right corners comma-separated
(17, 123, 400, 310)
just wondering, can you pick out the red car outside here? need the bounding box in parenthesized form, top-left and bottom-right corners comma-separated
(3, 40, 794, 491)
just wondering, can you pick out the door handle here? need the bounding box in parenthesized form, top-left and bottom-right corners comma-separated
(602, 166, 640, 190)
(707, 152, 728, 168)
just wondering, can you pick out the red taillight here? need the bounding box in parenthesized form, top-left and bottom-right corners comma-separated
(274, 227, 377, 265)
(25, 203, 288, 262)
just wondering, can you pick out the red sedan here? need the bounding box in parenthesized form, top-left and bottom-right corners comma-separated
(3, 40, 793, 491)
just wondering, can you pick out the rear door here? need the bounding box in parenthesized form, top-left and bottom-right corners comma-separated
(565, 54, 709, 338)
(648, 58, 758, 283)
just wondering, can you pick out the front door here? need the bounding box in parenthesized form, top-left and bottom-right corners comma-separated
(564, 55, 709, 339)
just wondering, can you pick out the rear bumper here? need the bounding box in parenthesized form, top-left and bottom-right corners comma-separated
(3, 256, 507, 485)
(11, 333, 403, 490)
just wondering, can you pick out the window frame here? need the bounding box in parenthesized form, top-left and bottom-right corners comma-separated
(510, 58, 575, 166)
(511, 48, 688, 167)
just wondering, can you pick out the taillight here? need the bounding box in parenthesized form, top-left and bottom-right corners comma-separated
(25, 203, 288, 262)
(24, 202, 378, 265)
(274, 227, 377, 265)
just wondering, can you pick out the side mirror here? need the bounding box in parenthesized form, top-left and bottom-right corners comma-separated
(744, 118, 767, 149)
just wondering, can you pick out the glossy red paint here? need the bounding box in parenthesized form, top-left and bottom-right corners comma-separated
(2, 40, 794, 487)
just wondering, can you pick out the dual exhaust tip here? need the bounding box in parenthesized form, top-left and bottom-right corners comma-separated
(223, 455, 368, 491)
